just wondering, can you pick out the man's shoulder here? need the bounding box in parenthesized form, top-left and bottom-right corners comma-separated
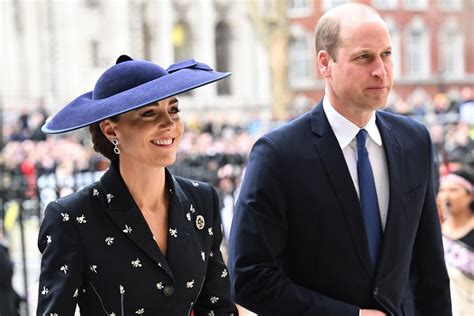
(377, 110, 428, 134)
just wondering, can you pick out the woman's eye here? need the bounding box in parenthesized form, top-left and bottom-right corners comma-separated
(169, 107, 181, 114)
(142, 110, 155, 117)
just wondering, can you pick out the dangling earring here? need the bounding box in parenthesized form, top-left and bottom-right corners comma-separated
(112, 138, 120, 155)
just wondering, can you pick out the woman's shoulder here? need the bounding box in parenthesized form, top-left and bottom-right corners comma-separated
(459, 229, 474, 250)
(46, 181, 105, 215)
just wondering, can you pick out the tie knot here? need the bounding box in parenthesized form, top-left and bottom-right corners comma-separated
(357, 129, 368, 149)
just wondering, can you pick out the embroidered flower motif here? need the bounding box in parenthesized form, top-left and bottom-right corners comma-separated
(208, 311, 215, 316)
(41, 286, 49, 295)
(120, 285, 125, 294)
(60, 264, 68, 274)
(131, 258, 142, 268)
(73, 288, 79, 298)
(169, 228, 178, 238)
(156, 282, 164, 290)
(61, 213, 69, 222)
(186, 213, 191, 221)
(190, 204, 195, 213)
(135, 308, 144, 315)
(208, 227, 213, 236)
(201, 251, 206, 261)
(157, 262, 162, 267)
(221, 269, 228, 278)
(210, 296, 219, 304)
(123, 225, 132, 234)
(209, 251, 214, 257)
(191, 180, 199, 187)
(90, 265, 98, 273)
(93, 188, 99, 196)
(186, 280, 195, 288)
(105, 237, 114, 245)
(46, 235, 52, 244)
(106, 194, 114, 204)
(76, 214, 87, 224)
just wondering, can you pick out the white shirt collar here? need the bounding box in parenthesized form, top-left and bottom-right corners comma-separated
(322, 97, 382, 149)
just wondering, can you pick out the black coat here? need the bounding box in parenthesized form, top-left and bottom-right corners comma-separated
(229, 102, 451, 315)
(0, 243, 15, 316)
(37, 164, 237, 316)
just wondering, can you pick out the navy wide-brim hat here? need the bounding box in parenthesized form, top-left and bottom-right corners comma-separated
(42, 55, 231, 134)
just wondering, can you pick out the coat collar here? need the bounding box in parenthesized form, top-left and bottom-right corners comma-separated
(310, 102, 375, 278)
(97, 162, 201, 280)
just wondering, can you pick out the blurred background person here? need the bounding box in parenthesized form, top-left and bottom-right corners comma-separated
(438, 168, 474, 316)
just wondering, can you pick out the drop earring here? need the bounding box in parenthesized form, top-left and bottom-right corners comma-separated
(112, 138, 120, 155)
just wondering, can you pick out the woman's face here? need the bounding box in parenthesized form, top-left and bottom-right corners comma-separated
(104, 96, 184, 168)
(438, 180, 473, 216)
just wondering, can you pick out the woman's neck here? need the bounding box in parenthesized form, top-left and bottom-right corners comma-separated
(443, 211, 474, 239)
(118, 159, 167, 213)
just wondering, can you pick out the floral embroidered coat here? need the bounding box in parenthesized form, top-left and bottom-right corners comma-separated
(37, 164, 238, 316)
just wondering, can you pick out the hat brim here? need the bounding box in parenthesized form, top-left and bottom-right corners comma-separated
(42, 68, 230, 134)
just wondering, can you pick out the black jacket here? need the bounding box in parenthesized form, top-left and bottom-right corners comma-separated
(37, 164, 237, 316)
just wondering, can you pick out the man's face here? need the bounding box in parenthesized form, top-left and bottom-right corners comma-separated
(325, 20, 393, 115)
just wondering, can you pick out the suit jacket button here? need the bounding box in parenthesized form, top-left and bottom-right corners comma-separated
(373, 287, 378, 296)
(163, 285, 175, 297)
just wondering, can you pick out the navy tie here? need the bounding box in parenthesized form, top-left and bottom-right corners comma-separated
(356, 129, 383, 267)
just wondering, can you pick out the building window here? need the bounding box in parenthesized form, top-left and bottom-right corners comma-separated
(439, 21, 464, 77)
(403, 0, 428, 10)
(90, 39, 99, 68)
(373, 0, 398, 10)
(289, 35, 312, 87)
(288, 0, 312, 16)
(85, 0, 100, 8)
(384, 18, 400, 79)
(438, 0, 462, 10)
(215, 21, 231, 96)
(172, 21, 193, 61)
(405, 18, 430, 78)
(322, 0, 347, 12)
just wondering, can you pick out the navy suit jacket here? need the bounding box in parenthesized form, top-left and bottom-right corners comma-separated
(37, 163, 238, 316)
(228, 102, 451, 315)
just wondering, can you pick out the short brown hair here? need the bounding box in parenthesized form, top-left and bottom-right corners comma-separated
(314, 15, 341, 61)
(89, 116, 119, 162)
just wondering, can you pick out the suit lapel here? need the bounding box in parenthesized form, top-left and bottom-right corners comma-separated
(310, 104, 374, 278)
(374, 113, 404, 282)
(99, 164, 174, 279)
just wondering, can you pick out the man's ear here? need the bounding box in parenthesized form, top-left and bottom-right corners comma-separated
(318, 50, 331, 78)
(99, 120, 117, 140)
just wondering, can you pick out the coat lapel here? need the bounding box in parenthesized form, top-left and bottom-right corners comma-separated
(165, 178, 207, 280)
(310, 104, 374, 278)
(373, 113, 404, 282)
(98, 164, 174, 279)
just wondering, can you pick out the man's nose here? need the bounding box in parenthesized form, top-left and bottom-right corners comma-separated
(371, 57, 387, 79)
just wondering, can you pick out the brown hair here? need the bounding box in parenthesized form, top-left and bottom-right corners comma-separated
(89, 116, 119, 162)
(314, 15, 341, 61)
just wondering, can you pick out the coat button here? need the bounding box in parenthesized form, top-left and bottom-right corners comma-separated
(163, 285, 175, 297)
(373, 287, 378, 296)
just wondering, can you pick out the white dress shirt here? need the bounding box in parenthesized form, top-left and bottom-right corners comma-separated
(322, 97, 389, 230)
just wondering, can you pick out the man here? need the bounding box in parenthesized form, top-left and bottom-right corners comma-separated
(228, 3, 451, 315)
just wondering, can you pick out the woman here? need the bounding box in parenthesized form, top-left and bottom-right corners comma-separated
(37, 55, 238, 315)
(437, 168, 474, 316)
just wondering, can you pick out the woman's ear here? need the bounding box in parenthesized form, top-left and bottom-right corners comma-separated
(99, 120, 116, 140)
